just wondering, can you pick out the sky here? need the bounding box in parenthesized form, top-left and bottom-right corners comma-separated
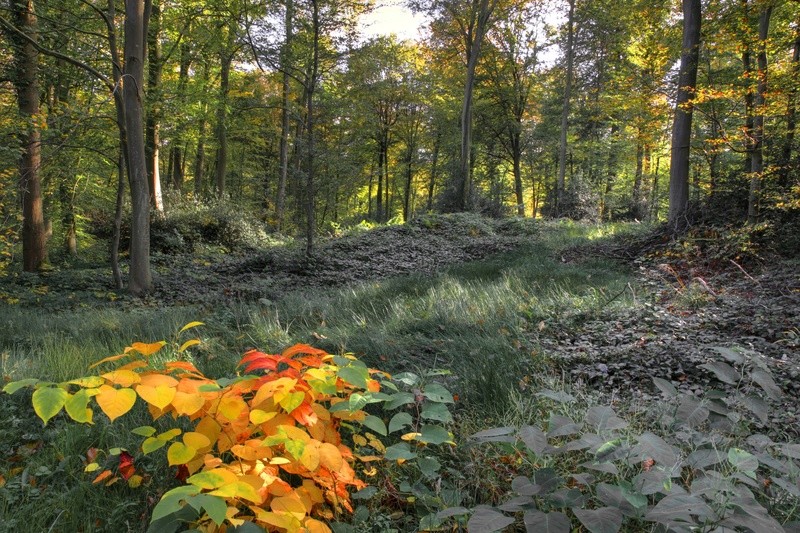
(359, 1, 429, 41)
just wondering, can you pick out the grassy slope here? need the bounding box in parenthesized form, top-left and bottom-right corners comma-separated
(0, 217, 638, 531)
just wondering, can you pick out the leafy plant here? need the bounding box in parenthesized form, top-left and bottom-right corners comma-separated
(442, 350, 800, 532)
(3, 324, 455, 532)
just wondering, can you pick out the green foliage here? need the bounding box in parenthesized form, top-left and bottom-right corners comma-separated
(443, 347, 799, 532)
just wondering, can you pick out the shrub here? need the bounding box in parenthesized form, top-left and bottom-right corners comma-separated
(3, 324, 455, 532)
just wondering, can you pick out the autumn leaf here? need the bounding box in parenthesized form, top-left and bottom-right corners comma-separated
(32, 387, 69, 425)
(95, 386, 137, 422)
(119, 451, 136, 480)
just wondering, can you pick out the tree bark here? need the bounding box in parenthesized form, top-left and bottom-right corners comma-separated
(145, 0, 163, 212)
(556, 0, 575, 217)
(304, 0, 320, 256)
(276, 0, 293, 230)
(779, 23, 799, 188)
(124, 0, 152, 296)
(456, 0, 495, 211)
(427, 131, 440, 211)
(214, 41, 233, 198)
(748, 5, 772, 224)
(9, 0, 47, 271)
(668, 0, 702, 229)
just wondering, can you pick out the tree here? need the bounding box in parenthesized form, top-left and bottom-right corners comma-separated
(747, 2, 772, 223)
(556, 0, 576, 217)
(4, 0, 47, 271)
(668, 0, 702, 228)
(124, 0, 152, 295)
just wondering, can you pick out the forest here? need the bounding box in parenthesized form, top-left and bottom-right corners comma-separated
(0, 0, 799, 531)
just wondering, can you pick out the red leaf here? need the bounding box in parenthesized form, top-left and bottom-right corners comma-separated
(282, 344, 327, 358)
(291, 402, 318, 426)
(86, 447, 100, 464)
(119, 451, 136, 480)
(239, 350, 270, 365)
(244, 359, 279, 373)
(175, 464, 189, 482)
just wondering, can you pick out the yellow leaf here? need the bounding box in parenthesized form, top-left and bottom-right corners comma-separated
(318, 443, 343, 472)
(218, 395, 247, 421)
(269, 457, 291, 465)
(251, 509, 296, 530)
(138, 374, 178, 387)
(401, 432, 422, 441)
(178, 339, 201, 353)
(234, 481, 262, 504)
(135, 384, 176, 410)
(271, 494, 306, 520)
(101, 369, 141, 387)
(300, 442, 321, 471)
(187, 469, 237, 489)
(95, 385, 137, 422)
(67, 376, 105, 388)
(84, 462, 100, 472)
(178, 321, 205, 334)
(171, 391, 206, 416)
(250, 409, 277, 425)
(125, 341, 166, 356)
(304, 518, 332, 533)
(127, 474, 143, 488)
(183, 432, 211, 450)
(88, 354, 128, 369)
(167, 442, 197, 466)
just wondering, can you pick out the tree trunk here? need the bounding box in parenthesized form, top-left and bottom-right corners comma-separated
(215, 43, 233, 198)
(741, 0, 755, 175)
(668, 0, 702, 229)
(748, 5, 772, 224)
(276, 0, 293, 230)
(456, 0, 494, 211)
(10, 0, 47, 271)
(779, 24, 799, 189)
(305, 0, 320, 256)
(124, 0, 152, 296)
(194, 110, 207, 197)
(376, 140, 385, 222)
(632, 138, 644, 220)
(145, 0, 163, 213)
(556, 0, 575, 217)
(427, 131, 440, 211)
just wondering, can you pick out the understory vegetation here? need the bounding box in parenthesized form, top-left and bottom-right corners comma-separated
(1, 214, 799, 532)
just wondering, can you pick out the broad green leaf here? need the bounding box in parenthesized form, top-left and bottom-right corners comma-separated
(751, 369, 782, 400)
(523, 510, 571, 533)
(363, 415, 387, 436)
(32, 387, 69, 425)
(651, 377, 678, 397)
(351, 486, 378, 500)
(64, 389, 93, 424)
(338, 366, 368, 389)
(419, 425, 451, 445)
(348, 393, 368, 412)
(675, 396, 709, 428)
(279, 391, 305, 414)
(3, 378, 39, 394)
(511, 476, 540, 496)
(547, 415, 582, 438)
(150, 485, 200, 522)
(417, 456, 441, 477)
(178, 321, 205, 334)
(519, 425, 548, 456)
(422, 383, 453, 403)
(132, 426, 157, 437)
(392, 372, 419, 386)
(384, 443, 417, 461)
(585, 406, 627, 432)
(388, 412, 413, 433)
(713, 346, 744, 364)
(644, 493, 716, 524)
(728, 448, 758, 472)
(467, 507, 514, 532)
(142, 437, 168, 454)
(421, 402, 453, 423)
(384, 392, 415, 410)
(185, 494, 226, 526)
(573, 507, 623, 533)
(187, 470, 229, 490)
(635, 432, 678, 466)
(699, 361, 740, 385)
(167, 442, 197, 466)
(470, 426, 516, 442)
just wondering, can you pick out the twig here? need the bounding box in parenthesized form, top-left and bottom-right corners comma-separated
(729, 259, 759, 284)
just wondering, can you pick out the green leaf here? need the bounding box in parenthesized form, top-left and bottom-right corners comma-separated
(3, 378, 39, 394)
(384, 392, 415, 410)
(150, 485, 200, 522)
(384, 443, 417, 461)
(519, 425, 548, 456)
(142, 437, 168, 454)
(185, 494, 227, 526)
(644, 493, 716, 524)
(348, 393, 368, 412)
(651, 377, 678, 397)
(523, 510, 571, 533)
(338, 366, 368, 389)
(419, 425, 451, 445)
(417, 456, 441, 477)
(728, 448, 758, 472)
(699, 361, 740, 385)
(585, 406, 627, 432)
(751, 369, 782, 400)
(675, 396, 709, 428)
(65, 389, 93, 423)
(363, 415, 387, 436)
(635, 432, 678, 466)
(279, 391, 305, 414)
(32, 387, 69, 425)
(132, 426, 157, 437)
(388, 412, 413, 433)
(422, 383, 453, 403)
(467, 507, 514, 532)
(351, 486, 378, 500)
(470, 426, 516, 443)
(421, 402, 453, 423)
(392, 372, 419, 386)
(573, 507, 623, 533)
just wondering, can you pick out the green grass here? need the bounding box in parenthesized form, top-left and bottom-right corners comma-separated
(0, 218, 640, 531)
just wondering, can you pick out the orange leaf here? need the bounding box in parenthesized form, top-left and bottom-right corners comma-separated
(92, 469, 113, 484)
(125, 341, 166, 356)
(171, 391, 206, 416)
(101, 369, 141, 387)
(290, 402, 318, 426)
(304, 518, 332, 533)
(88, 354, 128, 369)
(165, 361, 202, 374)
(218, 396, 247, 421)
(318, 443, 344, 472)
(95, 385, 137, 422)
(138, 374, 178, 387)
(282, 344, 327, 358)
(271, 494, 306, 520)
